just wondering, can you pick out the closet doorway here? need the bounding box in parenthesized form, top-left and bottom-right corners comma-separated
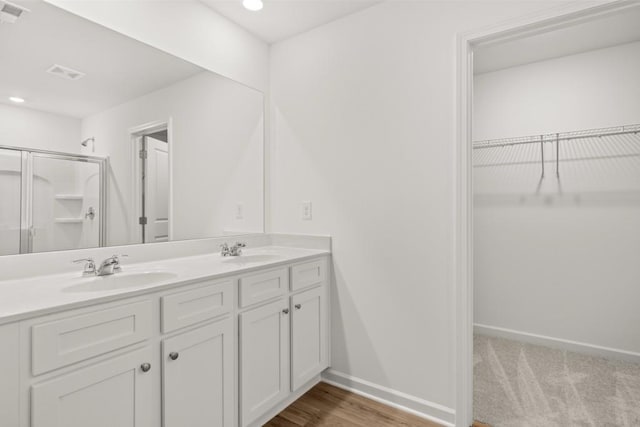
(468, 5, 640, 427)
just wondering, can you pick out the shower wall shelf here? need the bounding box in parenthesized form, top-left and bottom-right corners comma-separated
(55, 194, 84, 200)
(55, 218, 84, 224)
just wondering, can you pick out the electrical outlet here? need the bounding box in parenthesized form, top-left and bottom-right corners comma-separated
(301, 201, 312, 220)
(235, 203, 244, 220)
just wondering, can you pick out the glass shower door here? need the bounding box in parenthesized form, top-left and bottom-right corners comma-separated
(0, 148, 22, 255)
(31, 154, 102, 253)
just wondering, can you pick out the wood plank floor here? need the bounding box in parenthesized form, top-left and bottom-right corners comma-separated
(264, 382, 442, 427)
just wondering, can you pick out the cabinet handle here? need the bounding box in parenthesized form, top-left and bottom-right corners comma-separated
(282, 308, 289, 314)
(294, 304, 302, 310)
(169, 352, 179, 361)
(140, 362, 151, 373)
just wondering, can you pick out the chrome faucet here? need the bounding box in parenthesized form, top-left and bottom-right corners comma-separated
(73, 255, 128, 276)
(220, 242, 246, 257)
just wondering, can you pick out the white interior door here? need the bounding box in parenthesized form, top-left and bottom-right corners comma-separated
(143, 136, 169, 243)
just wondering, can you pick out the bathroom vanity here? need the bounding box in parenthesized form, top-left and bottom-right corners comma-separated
(0, 247, 330, 427)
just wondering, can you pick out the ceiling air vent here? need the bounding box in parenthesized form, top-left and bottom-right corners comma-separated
(0, 1, 29, 24)
(46, 64, 86, 81)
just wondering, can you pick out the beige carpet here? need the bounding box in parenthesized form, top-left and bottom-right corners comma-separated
(473, 334, 640, 427)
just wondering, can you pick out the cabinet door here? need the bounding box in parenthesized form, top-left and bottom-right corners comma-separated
(163, 318, 234, 427)
(291, 286, 328, 391)
(239, 299, 289, 427)
(31, 346, 154, 427)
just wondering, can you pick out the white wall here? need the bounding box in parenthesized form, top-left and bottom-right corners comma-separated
(269, 0, 576, 421)
(82, 71, 264, 246)
(473, 42, 640, 354)
(0, 103, 80, 153)
(474, 41, 640, 140)
(43, 0, 269, 92)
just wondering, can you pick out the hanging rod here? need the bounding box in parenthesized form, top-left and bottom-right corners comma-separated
(473, 123, 640, 149)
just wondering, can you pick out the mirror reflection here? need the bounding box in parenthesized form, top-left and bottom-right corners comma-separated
(0, 1, 264, 255)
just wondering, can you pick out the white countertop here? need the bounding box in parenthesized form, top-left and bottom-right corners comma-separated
(0, 246, 329, 326)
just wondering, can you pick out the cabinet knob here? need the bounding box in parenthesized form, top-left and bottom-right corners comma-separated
(282, 308, 289, 314)
(294, 304, 302, 310)
(140, 362, 151, 373)
(169, 352, 179, 361)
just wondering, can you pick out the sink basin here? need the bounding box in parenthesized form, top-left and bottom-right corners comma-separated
(63, 271, 178, 292)
(221, 254, 283, 265)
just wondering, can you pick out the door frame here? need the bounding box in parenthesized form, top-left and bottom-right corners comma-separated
(454, 1, 637, 425)
(129, 119, 173, 244)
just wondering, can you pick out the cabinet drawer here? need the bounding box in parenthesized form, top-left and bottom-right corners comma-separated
(239, 267, 288, 308)
(161, 279, 233, 333)
(291, 258, 327, 291)
(32, 301, 152, 376)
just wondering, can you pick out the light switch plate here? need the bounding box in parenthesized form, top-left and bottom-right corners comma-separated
(301, 201, 312, 220)
(235, 203, 244, 219)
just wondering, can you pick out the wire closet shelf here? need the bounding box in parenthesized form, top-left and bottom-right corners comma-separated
(473, 123, 640, 149)
(472, 123, 640, 179)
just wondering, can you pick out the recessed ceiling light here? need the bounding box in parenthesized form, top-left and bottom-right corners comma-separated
(242, 0, 263, 11)
(9, 96, 25, 103)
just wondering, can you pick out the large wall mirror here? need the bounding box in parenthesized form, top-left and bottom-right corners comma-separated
(0, 1, 264, 255)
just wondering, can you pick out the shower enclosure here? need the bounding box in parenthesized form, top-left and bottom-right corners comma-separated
(0, 145, 107, 255)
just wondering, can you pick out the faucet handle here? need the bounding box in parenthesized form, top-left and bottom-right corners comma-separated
(236, 242, 246, 248)
(73, 258, 96, 276)
(220, 243, 230, 256)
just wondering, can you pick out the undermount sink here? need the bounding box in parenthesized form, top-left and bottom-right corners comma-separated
(220, 254, 283, 264)
(63, 271, 178, 292)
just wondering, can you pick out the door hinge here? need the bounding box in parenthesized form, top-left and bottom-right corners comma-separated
(139, 216, 148, 225)
(139, 149, 147, 159)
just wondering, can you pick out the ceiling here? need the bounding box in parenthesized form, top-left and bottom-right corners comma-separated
(201, 0, 380, 44)
(0, 1, 203, 118)
(475, 5, 640, 74)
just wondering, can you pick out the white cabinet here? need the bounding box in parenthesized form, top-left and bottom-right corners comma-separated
(291, 286, 329, 391)
(0, 323, 19, 427)
(239, 299, 290, 426)
(163, 318, 234, 427)
(31, 346, 154, 427)
(239, 256, 330, 426)
(10, 253, 330, 427)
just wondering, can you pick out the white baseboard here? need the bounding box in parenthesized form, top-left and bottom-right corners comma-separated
(474, 323, 640, 364)
(321, 369, 455, 427)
